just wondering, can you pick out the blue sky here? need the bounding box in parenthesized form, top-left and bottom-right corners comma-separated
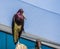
(22, 0, 60, 14)
(0, 0, 60, 44)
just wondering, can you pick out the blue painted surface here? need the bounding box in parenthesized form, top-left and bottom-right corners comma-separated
(0, 32, 6, 49)
(0, 32, 54, 49)
(0, 0, 60, 44)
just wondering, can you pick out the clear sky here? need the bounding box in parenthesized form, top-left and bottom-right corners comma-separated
(0, 0, 60, 44)
(22, 0, 60, 14)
